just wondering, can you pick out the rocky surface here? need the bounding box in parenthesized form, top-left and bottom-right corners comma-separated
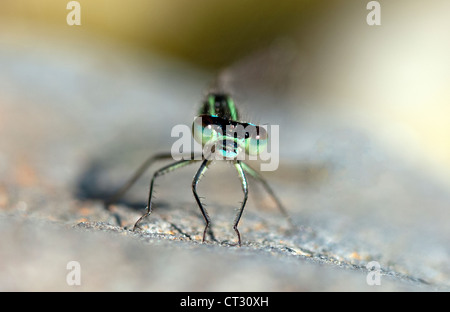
(0, 30, 449, 292)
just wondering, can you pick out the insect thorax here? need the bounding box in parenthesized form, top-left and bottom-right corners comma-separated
(198, 93, 239, 121)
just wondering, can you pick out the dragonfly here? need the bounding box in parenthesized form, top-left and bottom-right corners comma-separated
(105, 91, 293, 246)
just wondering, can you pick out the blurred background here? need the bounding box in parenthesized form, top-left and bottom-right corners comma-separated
(0, 0, 449, 291)
(1, 0, 450, 185)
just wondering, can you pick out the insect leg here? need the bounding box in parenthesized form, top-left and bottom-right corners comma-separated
(105, 152, 200, 208)
(233, 161, 249, 246)
(191, 158, 213, 243)
(240, 162, 294, 229)
(133, 159, 198, 231)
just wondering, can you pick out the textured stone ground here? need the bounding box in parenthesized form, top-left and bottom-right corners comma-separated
(0, 30, 449, 292)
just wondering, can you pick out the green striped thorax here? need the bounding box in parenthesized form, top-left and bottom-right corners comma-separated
(192, 93, 268, 159)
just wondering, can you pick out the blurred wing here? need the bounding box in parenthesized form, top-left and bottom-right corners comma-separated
(213, 38, 303, 102)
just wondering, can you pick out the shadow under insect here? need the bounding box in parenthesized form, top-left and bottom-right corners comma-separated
(75, 159, 169, 211)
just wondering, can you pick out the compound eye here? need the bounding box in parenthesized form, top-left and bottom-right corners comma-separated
(192, 115, 220, 145)
(245, 125, 268, 156)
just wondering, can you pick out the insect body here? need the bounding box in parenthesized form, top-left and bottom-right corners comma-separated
(105, 92, 291, 245)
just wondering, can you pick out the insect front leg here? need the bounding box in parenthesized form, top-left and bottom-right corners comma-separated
(233, 161, 249, 246)
(133, 159, 197, 231)
(105, 153, 175, 209)
(191, 159, 213, 243)
(105, 152, 202, 208)
(240, 162, 294, 230)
